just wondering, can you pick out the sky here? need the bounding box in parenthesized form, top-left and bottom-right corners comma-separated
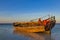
(0, 0, 60, 23)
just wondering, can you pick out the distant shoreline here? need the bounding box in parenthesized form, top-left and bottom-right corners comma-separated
(56, 23, 60, 25)
(0, 23, 12, 25)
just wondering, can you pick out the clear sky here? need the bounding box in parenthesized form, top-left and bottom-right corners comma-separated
(0, 0, 60, 23)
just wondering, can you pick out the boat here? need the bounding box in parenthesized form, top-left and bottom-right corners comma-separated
(13, 15, 56, 33)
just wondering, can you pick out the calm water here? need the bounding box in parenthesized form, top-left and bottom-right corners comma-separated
(51, 24, 60, 40)
(0, 24, 60, 40)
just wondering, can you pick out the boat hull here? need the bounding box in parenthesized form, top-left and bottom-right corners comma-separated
(14, 26, 45, 33)
(45, 19, 56, 31)
(13, 20, 56, 33)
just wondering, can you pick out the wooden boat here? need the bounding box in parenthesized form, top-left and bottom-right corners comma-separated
(13, 16, 56, 33)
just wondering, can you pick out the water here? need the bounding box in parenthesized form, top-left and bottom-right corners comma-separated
(51, 23, 60, 40)
(0, 24, 60, 40)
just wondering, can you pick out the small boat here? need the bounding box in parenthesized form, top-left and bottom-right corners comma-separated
(13, 15, 56, 33)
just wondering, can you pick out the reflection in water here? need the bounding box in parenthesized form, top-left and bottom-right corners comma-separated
(13, 30, 51, 40)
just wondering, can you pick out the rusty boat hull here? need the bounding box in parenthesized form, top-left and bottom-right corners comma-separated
(14, 26, 45, 33)
(13, 16, 56, 33)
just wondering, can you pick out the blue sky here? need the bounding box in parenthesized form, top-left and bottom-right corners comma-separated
(0, 0, 60, 23)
